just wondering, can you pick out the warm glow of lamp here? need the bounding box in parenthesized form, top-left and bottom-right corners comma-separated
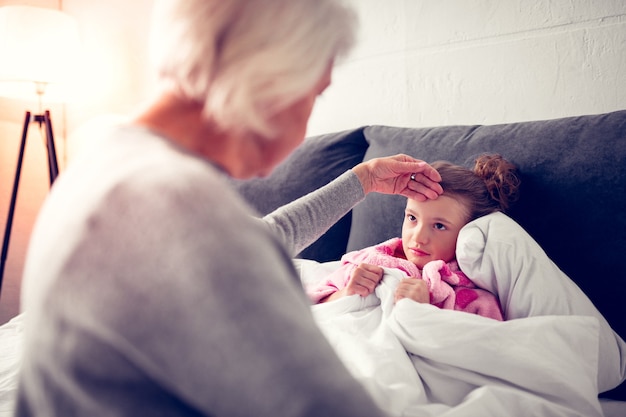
(0, 5, 80, 294)
(0, 5, 80, 102)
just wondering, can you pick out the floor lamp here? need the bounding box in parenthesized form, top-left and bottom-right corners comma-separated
(0, 5, 79, 298)
(0, 110, 60, 296)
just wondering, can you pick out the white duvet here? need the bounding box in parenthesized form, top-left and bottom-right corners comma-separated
(309, 266, 601, 417)
(297, 212, 626, 417)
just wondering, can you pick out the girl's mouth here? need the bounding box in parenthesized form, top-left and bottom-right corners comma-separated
(411, 248, 429, 257)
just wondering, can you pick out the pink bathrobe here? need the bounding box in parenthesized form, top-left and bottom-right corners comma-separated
(308, 237, 503, 320)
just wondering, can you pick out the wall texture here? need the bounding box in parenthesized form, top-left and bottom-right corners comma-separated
(1, 0, 625, 323)
(307, 0, 626, 134)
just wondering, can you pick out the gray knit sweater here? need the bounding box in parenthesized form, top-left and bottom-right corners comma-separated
(15, 125, 387, 417)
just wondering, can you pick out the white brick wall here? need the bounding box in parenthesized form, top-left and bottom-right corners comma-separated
(307, 0, 626, 134)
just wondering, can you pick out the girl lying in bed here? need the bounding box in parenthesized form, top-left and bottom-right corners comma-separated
(308, 154, 521, 320)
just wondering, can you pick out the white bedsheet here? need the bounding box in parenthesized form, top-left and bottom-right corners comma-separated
(0, 313, 24, 417)
(305, 262, 605, 416)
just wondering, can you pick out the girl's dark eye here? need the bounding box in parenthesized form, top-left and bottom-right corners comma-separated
(407, 214, 416, 221)
(434, 223, 446, 231)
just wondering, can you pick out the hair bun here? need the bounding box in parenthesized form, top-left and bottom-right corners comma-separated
(473, 154, 521, 211)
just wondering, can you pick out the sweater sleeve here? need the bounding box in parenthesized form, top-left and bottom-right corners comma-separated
(262, 170, 365, 257)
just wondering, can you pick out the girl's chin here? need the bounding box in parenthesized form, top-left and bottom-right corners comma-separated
(409, 259, 429, 270)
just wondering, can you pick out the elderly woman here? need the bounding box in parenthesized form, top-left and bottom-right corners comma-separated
(14, 0, 442, 416)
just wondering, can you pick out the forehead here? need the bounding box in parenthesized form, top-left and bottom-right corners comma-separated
(406, 195, 468, 223)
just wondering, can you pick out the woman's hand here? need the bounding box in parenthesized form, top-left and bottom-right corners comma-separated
(394, 277, 430, 304)
(352, 154, 443, 201)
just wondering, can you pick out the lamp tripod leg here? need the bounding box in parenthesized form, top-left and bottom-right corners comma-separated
(0, 112, 32, 297)
(44, 110, 59, 184)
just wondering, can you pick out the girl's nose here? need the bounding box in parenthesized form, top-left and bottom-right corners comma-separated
(412, 223, 429, 245)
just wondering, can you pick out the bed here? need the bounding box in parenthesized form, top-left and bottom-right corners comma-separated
(232, 110, 626, 415)
(2, 110, 626, 416)
(292, 213, 622, 416)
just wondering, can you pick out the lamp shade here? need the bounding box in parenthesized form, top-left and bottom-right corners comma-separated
(0, 5, 80, 102)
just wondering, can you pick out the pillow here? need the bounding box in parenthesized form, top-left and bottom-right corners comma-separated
(456, 212, 626, 396)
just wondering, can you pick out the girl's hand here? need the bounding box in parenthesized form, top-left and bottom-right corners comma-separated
(352, 154, 443, 201)
(344, 263, 384, 297)
(320, 263, 384, 303)
(394, 277, 430, 304)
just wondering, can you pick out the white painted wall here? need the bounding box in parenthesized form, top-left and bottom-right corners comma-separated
(307, 0, 626, 134)
(62, 0, 155, 135)
(31, 0, 626, 138)
(16, 0, 624, 140)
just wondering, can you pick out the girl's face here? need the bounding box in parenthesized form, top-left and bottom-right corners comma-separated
(401, 195, 470, 269)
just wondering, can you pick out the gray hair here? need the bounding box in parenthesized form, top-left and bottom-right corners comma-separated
(149, 0, 357, 137)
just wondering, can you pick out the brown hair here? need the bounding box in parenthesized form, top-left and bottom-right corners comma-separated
(431, 154, 521, 222)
